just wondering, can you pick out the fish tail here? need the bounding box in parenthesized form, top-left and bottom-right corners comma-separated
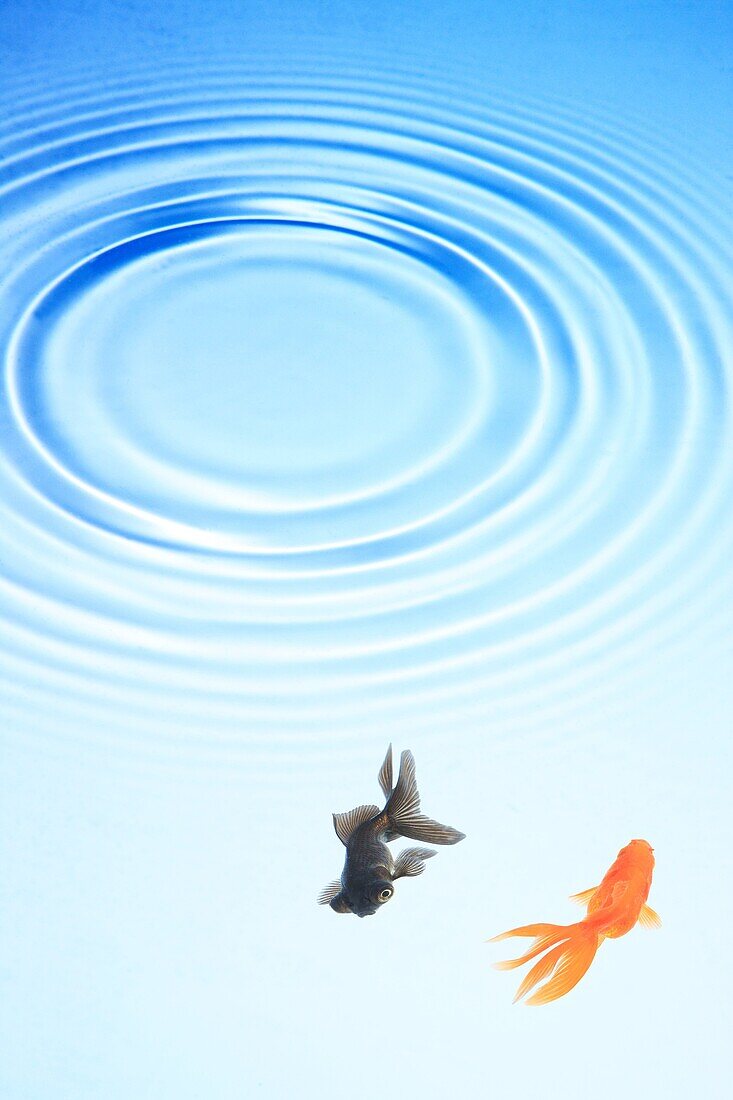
(492, 919, 601, 1005)
(488, 921, 565, 943)
(384, 749, 465, 845)
(490, 923, 570, 970)
(524, 924, 601, 1005)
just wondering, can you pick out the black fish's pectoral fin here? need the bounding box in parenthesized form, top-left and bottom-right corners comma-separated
(332, 804, 380, 845)
(378, 744, 393, 800)
(317, 880, 343, 905)
(385, 750, 465, 845)
(329, 892, 352, 914)
(393, 846, 436, 879)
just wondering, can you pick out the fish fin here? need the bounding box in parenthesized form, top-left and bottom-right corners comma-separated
(393, 846, 436, 879)
(385, 750, 465, 845)
(332, 804, 380, 845)
(638, 903, 662, 929)
(569, 887, 597, 906)
(395, 815, 465, 844)
(524, 928, 600, 1006)
(491, 925, 569, 970)
(317, 880, 343, 905)
(488, 922, 561, 943)
(329, 892, 352, 914)
(378, 744, 394, 800)
(512, 941, 568, 1002)
(385, 750, 420, 817)
(492, 919, 601, 1005)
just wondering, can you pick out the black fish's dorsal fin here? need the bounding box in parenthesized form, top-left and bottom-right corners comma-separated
(378, 744, 393, 800)
(393, 846, 436, 879)
(317, 880, 343, 905)
(333, 804, 380, 845)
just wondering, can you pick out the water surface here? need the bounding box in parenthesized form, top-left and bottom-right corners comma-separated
(1, 3, 731, 1098)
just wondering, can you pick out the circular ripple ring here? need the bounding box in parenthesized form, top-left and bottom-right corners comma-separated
(1, 65, 731, 748)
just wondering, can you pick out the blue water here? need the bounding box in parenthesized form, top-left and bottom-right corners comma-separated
(1, 3, 731, 1097)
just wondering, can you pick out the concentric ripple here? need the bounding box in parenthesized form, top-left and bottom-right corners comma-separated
(1, 62, 732, 753)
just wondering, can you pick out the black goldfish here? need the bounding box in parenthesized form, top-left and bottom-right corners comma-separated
(318, 745, 465, 917)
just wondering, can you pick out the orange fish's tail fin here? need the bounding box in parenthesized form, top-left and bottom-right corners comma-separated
(491, 921, 601, 1005)
(488, 922, 563, 943)
(488, 923, 568, 970)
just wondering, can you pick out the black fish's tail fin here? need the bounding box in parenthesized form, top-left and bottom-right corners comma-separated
(378, 744, 394, 800)
(385, 750, 465, 845)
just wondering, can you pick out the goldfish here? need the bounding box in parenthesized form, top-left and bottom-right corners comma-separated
(318, 745, 465, 917)
(490, 839, 661, 1005)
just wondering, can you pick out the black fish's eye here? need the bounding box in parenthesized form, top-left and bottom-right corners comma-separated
(377, 887, 393, 902)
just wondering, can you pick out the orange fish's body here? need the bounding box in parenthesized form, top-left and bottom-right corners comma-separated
(490, 839, 660, 1006)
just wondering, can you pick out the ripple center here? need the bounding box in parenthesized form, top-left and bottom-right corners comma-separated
(9, 216, 509, 549)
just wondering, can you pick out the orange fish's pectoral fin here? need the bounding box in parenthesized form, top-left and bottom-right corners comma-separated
(569, 887, 597, 906)
(638, 902, 662, 929)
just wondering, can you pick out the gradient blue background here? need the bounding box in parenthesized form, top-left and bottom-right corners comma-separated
(1, 3, 732, 1098)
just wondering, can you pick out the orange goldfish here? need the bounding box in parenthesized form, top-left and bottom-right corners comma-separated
(490, 839, 660, 1006)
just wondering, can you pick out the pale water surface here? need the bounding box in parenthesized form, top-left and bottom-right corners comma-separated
(1, 3, 731, 1098)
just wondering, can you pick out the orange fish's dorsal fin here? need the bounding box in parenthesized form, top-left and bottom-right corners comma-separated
(332, 804, 380, 845)
(569, 887, 597, 906)
(638, 903, 662, 929)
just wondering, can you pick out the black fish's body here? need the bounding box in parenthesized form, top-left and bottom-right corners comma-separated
(318, 746, 465, 917)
